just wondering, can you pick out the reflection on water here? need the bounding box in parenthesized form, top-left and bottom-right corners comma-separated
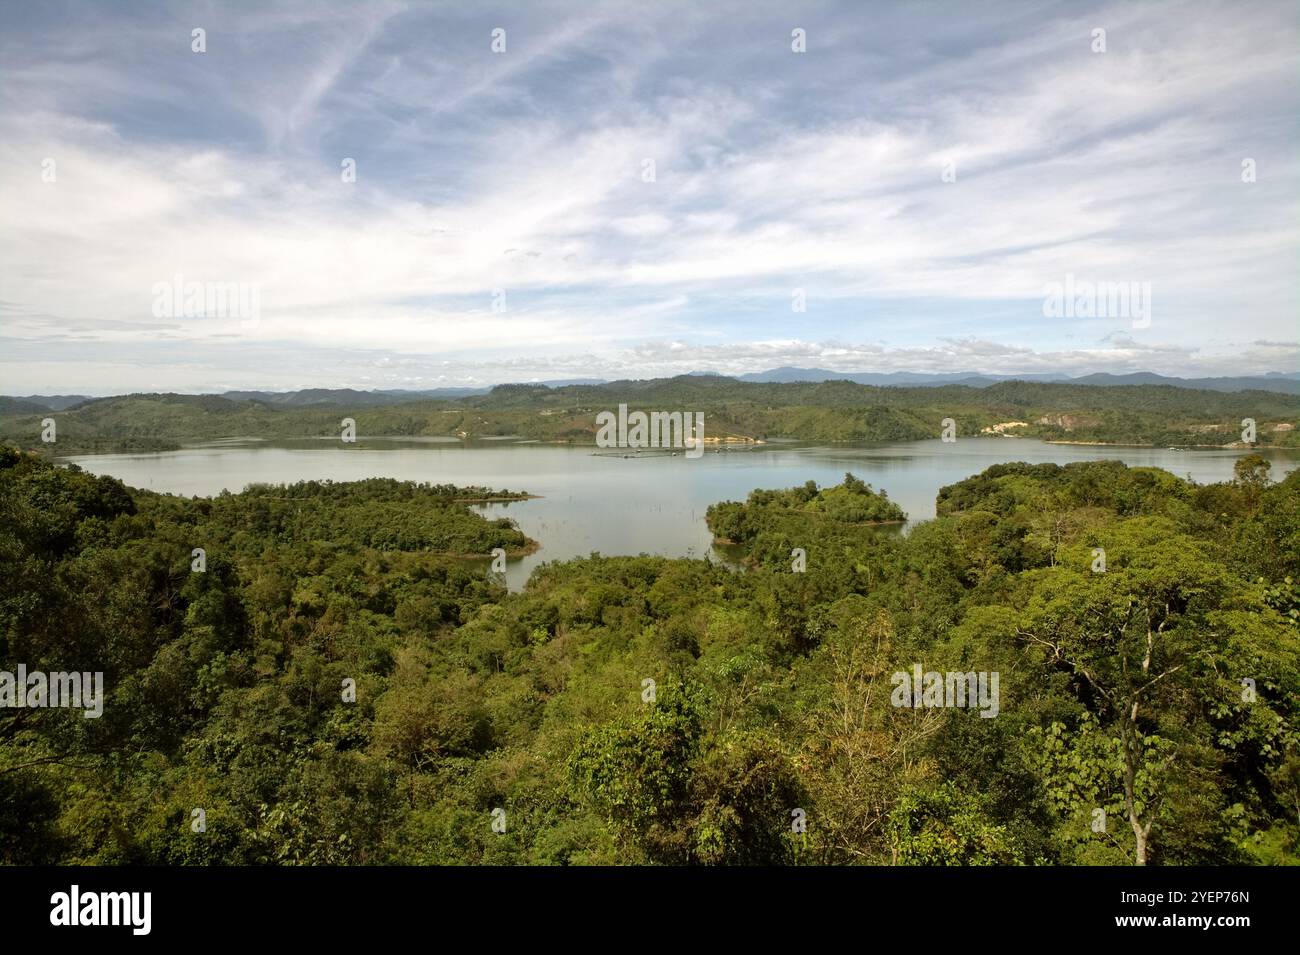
(63, 438, 1300, 591)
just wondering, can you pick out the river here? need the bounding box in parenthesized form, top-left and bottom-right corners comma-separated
(62, 437, 1299, 590)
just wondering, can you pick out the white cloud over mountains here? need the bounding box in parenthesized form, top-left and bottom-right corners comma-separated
(1, 0, 1296, 391)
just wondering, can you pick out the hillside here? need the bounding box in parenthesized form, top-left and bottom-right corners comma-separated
(2, 377, 1295, 454)
(3, 449, 1296, 865)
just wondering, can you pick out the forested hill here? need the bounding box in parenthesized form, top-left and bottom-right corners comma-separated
(1, 376, 1296, 453)
(2, 449, 1296, 865)
(707, 473, 907, 567)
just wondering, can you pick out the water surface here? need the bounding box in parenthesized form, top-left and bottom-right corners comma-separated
(63, 438, 1299, 590)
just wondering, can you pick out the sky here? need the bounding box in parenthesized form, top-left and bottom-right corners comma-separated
(1, 0, 1297, 394)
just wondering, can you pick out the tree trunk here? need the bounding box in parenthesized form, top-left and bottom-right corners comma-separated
(1131, 817, 1147, 865)
(1121, 701, 1147, 865)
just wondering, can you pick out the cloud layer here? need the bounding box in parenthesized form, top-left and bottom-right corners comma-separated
(2, 0, 1297, 392)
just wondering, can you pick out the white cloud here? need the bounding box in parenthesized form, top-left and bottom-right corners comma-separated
(0, 0, 1296, 390)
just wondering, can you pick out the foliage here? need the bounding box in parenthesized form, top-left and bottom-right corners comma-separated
(3, 375, 1296, 454)
(1, 449, 1297, 865)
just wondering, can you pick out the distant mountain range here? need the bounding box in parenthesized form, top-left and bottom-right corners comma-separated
(220, 387, 485, 406)
(219, 379, 608, 405)
(730, 367, 1300, 394)
(0, 395, 96, 413)
(5, 370, 1297, 411)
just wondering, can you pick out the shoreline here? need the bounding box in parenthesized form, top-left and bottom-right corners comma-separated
(458, 493, 540, 503)
(1044, 439, 1274, 449)
(24, 433, 1300, 460)
(439, 538, 542, 561)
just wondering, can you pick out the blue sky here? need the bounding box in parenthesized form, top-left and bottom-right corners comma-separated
(1, 0, 1297, 393)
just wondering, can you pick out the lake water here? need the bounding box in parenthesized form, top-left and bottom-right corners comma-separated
(62, 438, 1300, 590)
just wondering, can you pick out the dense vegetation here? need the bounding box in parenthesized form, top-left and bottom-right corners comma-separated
(707, 473, 906, 570)
(1, 447, 1296, 865)
(2, 376, 1296, 453)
